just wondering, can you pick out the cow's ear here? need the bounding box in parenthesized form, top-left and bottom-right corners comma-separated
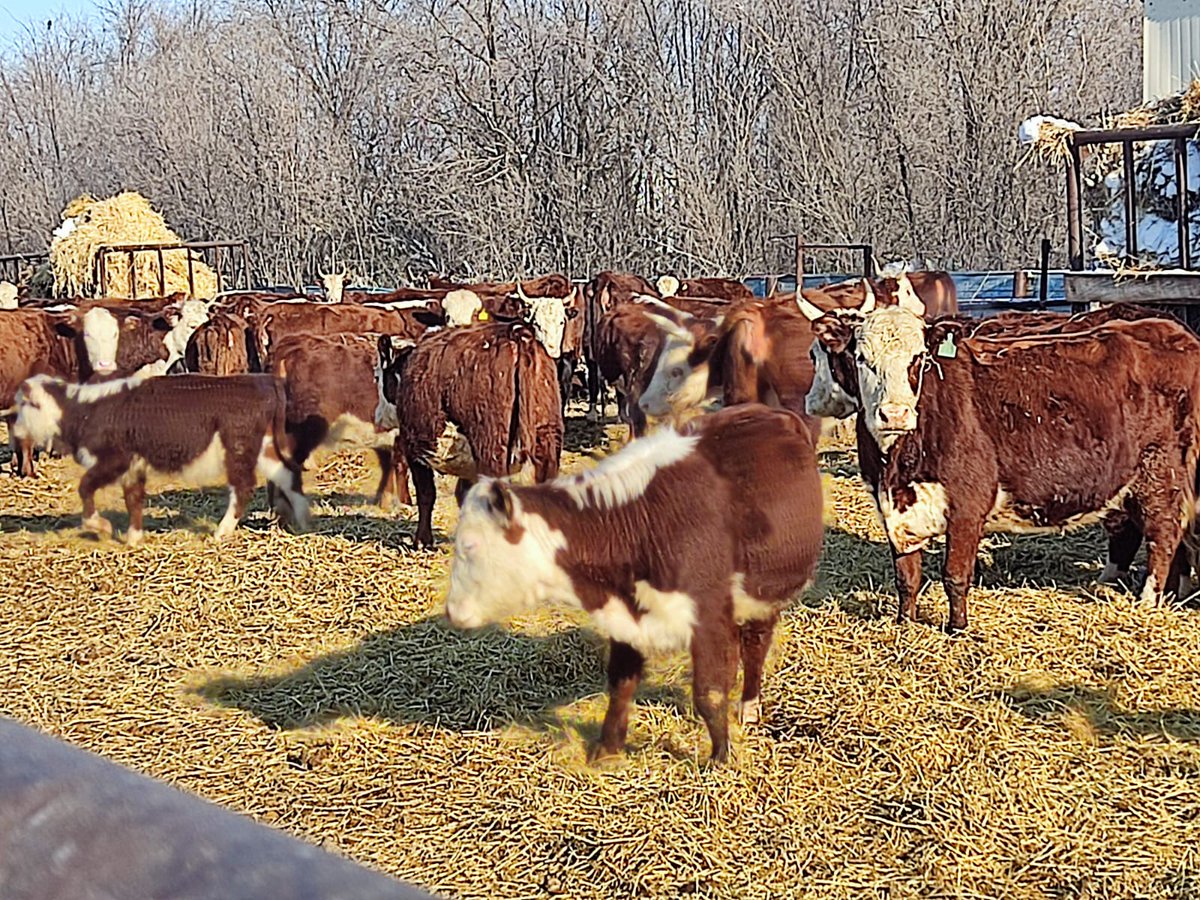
(150, 315, 173, 332)
(687, 328, 720, 366)
(486, 479, 515, 523)
(53, 316, 80, 338)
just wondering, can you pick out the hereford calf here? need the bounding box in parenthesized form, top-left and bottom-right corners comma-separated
(10, 373, 308, 544)
(844, 287, 1200, 629)
(444, 404, 824, 763)
(377, 320, 563, 547)
(270, 333, 409, 507)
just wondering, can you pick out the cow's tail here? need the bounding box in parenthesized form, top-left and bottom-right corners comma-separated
(507, 333, 560, 481)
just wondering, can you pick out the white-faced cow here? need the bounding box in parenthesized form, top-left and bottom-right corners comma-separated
(376, 320, 564, 547)
(10, 373, 308, 544)
(835, 285, 1200, 630)
(444, 404, 824, 763)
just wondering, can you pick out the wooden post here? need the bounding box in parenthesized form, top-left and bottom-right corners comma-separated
(157, 248, 165, 297)
(1175, 138, 1191, 269)
(128, 249, 136, 301)
(794, 236, 804, 291)
(1066, 142, 1084, 271)
(1013, 270, 1029, 298)
(1122, 139, 1138, 264)
(1039, 237, 1051, 304)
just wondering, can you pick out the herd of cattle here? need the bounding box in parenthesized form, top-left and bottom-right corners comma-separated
(4, 267, 1200, 761)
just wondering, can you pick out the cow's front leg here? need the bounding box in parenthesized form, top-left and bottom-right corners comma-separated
(893, 549, 923, 623)
(78, 458, 125, 538)
(589, 639, 644, 762)
(943, 517, 985, 633)
(411, 460, 438, 548)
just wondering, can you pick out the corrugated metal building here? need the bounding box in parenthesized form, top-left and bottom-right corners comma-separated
(1145, 0, 1200, 100)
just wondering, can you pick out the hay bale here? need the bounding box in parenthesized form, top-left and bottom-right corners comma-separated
(49, 191, 219, 300)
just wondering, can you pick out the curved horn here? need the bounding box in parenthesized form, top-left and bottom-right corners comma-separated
(860, 279, 877, 314)
(796, 294, 825, 322)
(643, 311, 692, 341)
(515, 279, 531, 302)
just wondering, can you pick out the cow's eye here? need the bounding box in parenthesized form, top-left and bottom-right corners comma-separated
(670, 367, 683, 379)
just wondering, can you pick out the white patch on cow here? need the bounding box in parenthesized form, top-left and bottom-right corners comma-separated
(135, 360, 171, 378)
(11, 377, 65, 448)
(119, 456, 149, 488)
(65, 372, 150, 403)
(364, 299, 438, 311)
(1140, 573, 1160, 605)
(427, 422, 483, 479)
(76, 446, 98, 470)
(0, 281, 18, 309)
(179, 434, 228, 484)
(374, 368, 399, 430)
(214, 487, 240, 540)
(160, 299, 210, 368)
(81, 511, 112, 537)
(257, 436, 310, 530)
(526, 295, 567, 358)
(559, 427, 698, 510)
(126, 526, 144, 547)
(731, 573, 777, 624)
(82, 307, 120, 373)
(737, 698, 761, 725)
(806, 343, 857, 419)
(855, 305, 928, 451)
(878, 482, 948, 553)
(590, 582, 697, 655)
(986, 485, 1132, 535)
(446, 491, 574, 628)
(443, 289, 483, 325)
(639, 330, 711, 419)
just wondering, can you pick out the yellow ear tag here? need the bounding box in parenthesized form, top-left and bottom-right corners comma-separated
(477, 310, 490, 322)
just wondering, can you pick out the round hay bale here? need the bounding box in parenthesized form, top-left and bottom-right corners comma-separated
(49, 191, 219, 300)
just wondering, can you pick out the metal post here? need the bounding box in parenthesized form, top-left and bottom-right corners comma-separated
(795, 236, 804, 291)
(1039, 237, 1051, 304)
(1175, 137, 1191, 269)
(99, 250, 109, 298)
(187, 249, 196, 300)
(1122, 139, 1139, 264)
(242, 241, 251, 289)
(128, 249, 137, 301)
(157, 248, 165, 297)
(1066, 142, 1084, 271)
(863, 246, 875, 278)
(214, 245, 222, 295)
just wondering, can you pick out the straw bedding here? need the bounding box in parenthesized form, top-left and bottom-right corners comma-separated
(2, 416, 1199, 898)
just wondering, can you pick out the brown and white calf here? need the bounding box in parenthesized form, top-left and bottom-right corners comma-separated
(377, 320, 564, 547)
(656, 275, 753, 305)
(444, 404, 824, 763)
(269, 333, 409, 508)
(10, 373, 308, 544)
(837, 287, 1200, 630)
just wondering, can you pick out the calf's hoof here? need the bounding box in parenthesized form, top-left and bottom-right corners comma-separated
(736, 698, 761, 726)
(586, 742, 624, 765)
(81, 514, 113, 538)
(125, 527, 144, 547)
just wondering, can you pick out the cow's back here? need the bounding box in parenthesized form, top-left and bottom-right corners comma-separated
(271, 335, 379, 427)
(0, 311, 59, 405)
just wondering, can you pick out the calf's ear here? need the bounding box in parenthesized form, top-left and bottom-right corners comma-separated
(486, 479, 515, 524)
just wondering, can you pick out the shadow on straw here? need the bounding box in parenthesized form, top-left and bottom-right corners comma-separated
(193, 616, 688, 733)
(995, 683, 1200, 743)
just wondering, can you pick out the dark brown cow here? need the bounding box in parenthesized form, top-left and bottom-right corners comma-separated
(10, 373, 308, 544)
(829, 288, 1200, 630)
(582, 271, 658, 421)
(443, 404, 824, 763)
(255, 302, 443, 364)
(657, 275, 754, 305)
(183, 310, 261, 375)
(376, 321, 563, 548)
(269, 333, 410, 508)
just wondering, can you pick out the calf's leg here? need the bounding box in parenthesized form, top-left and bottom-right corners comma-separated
(691, 613, 739, 763)
(411, 461, 437, 548)
(737, 613, 779, 726)
(1100, 518, 1142, 584)
(78, 458, 127, 538)
(586, 360, 603, 423)
(893, 549, 924, 623)
(256, 440, 309, 533)
(122, 474, 147, 546)
(589, 640, 644, 761)
(943, 518, 985, 633)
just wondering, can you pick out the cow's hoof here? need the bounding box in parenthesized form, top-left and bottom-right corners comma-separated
(586, 742, 624, 765)
(125, 527, 144, 547)
(737, 699, 761, 726)
(1097, 562, 1132, 586)
(585, 409, 599, 424)
(82, 514, 113, 538)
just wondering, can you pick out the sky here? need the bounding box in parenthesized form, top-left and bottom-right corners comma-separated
(0, 0, 98, 46)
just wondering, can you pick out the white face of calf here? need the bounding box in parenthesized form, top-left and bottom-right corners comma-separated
(161, 299, 210, 369)
(445, 479, 571, 629)
(82, 307, 120, 374)
(638, 315, 710, 420)
(443, 289, 483, 325)
(12, 376, 66, 449)
(855, 304, 928, 451)
(526, 295, 567, 359)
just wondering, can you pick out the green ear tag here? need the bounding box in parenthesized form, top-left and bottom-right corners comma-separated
(936, 334, 958, 359)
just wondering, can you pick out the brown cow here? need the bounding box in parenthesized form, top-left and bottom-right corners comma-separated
(443, 404, 824, 763)
(10, 372, 308, 544)
(837, 287, 1200, 630)
(255, 302, 443, 364)
(377, 320, 564, 547)
(657, 275, 753, 305)
(269, 333, 410, 508)
(582, 271, 658, 421)
(183, 309, 261, 375)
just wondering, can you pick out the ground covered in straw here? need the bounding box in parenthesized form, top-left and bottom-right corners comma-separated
(2, 415, 1200, 899)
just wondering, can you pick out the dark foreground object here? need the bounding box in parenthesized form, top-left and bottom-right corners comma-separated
(0, 718, 432, 900)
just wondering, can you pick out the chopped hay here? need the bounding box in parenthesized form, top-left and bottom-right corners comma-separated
(1, 412, 1199, 899)
(49, 191, 219, 300)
